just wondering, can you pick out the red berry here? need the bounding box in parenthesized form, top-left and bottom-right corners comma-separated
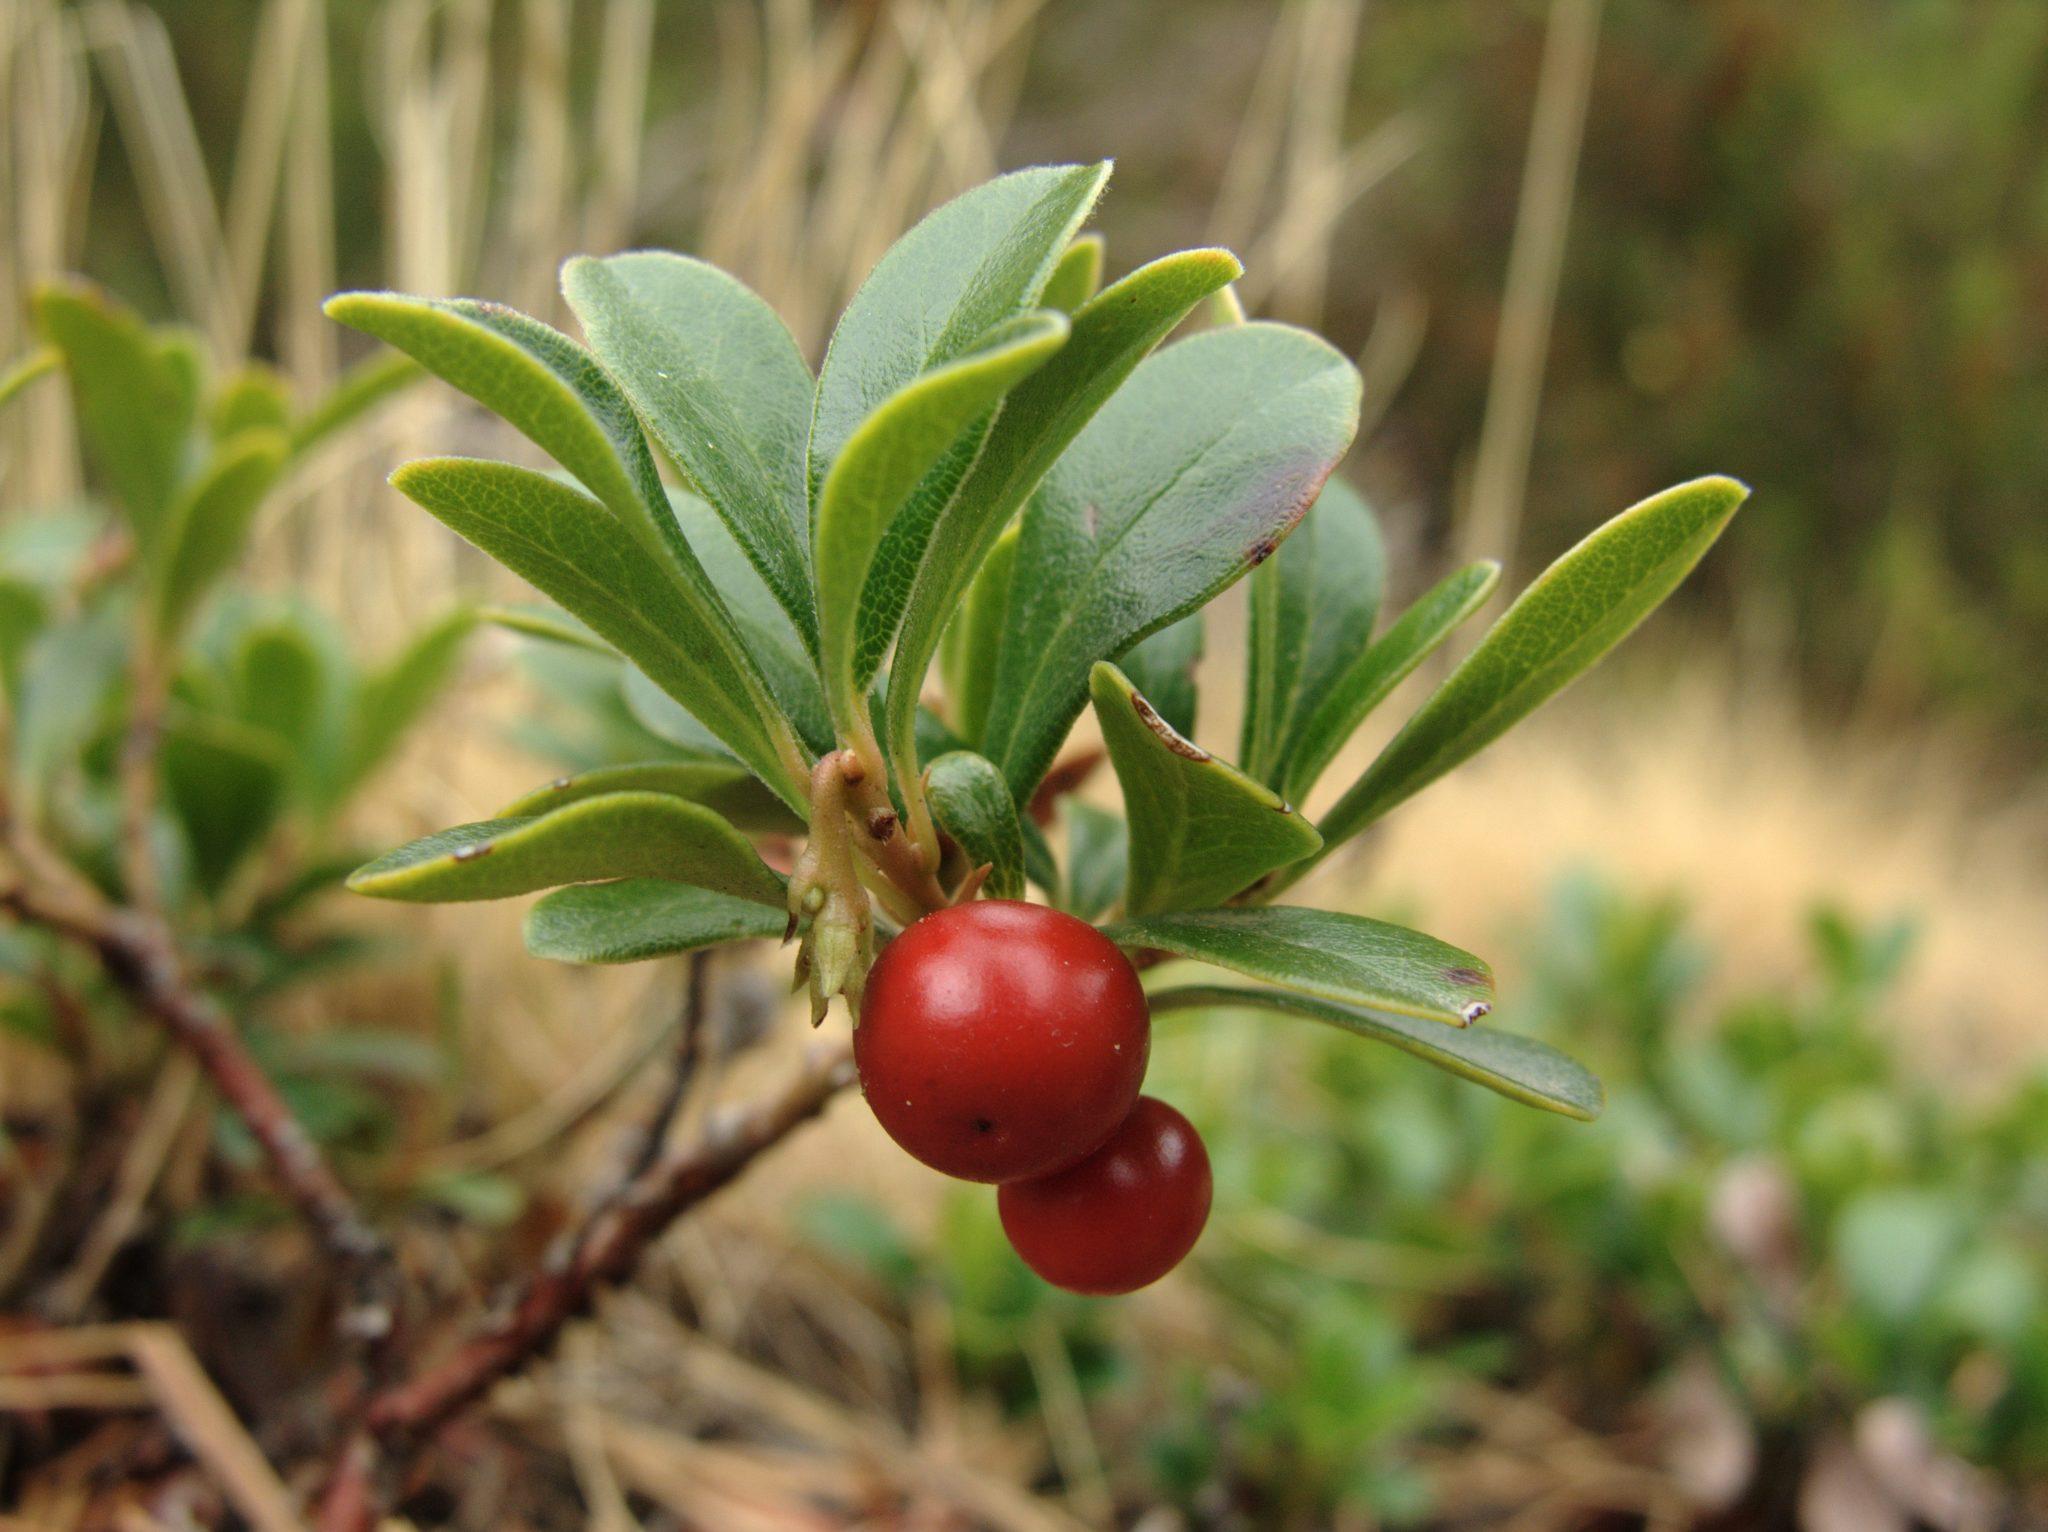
(855, 900, 1150, 1183)
(998, 1096, 1211, 1295)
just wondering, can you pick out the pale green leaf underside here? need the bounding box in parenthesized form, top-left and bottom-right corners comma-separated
(1091, 662, 1318, 915)
(389, 458, 801, 809)
(815, 312, 1068, 732)
(938, 522, 1019, 748)
(810, 161, 1110, 498)
(348, 790, 785, 906)
(983, 321, 1362, 801)
(1062, 801, 1127, 922)
(925, 750, 1025, 899)
(1241, 475, 1384, 785)
(524, 879, 787, 964)
(1312, 476, 1749, 860)
(1278, 558, 1500, 804)
(497, 760, 802, 834)
(562, 252, 818, 650)
(1150, 985, 1603, 1120)
(1040, 233, 1106, 313)
(1100, 905, 1495, 1027)
(882, 248, 1243, 797)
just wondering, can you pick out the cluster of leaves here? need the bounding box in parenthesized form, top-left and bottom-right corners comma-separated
(339, 161, 1743, 1124)
(0, 283, 470, 1163)
(804, 883, 2048, 1526)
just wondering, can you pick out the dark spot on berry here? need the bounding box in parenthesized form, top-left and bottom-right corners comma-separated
(973, 1117, 995, 1134)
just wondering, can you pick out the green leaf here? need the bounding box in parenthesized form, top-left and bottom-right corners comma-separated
(389, 458, 803, 810)
(1150, 986, 1603, 1120)
(938, 522, 1019, 747)
(1240, 476, 1383, 784)
(1833, 1189, 1964, 1325)
(1117, 612, 1203, 739)
(925, 751, 1024, 899)
(1099, 905, 1495, 1028)
(524, 879, 787, 964)
(498, 761, 802, 835)
(161, 710, 292, 896)
(810, 162, 1109, 499)
(12, 605, 126, 794)
(981, 322, 1361, 800)
(1020, 814, 1059, 896)
(562, 253, 818, 649)
(149, 431, 288, 649)
(230, 612, 348, 781)
(1040, 233, 1106, 313)
(814, 312, 1068, 735)
(34, 282, 199, 540)
(479, 603, 614, 655)
(0, 347, 59, 414)
(667, 488, 832, 755)
(325, 294, 706, 602)
(881, 249, 1244, 808)
(1278, 559, 1500, 804)
(209, 366, 292, 439)
(1309, 477, 1748, 863)
(1062, 801, 1127, 921)
(0, 579, 48, 700)
(330, 607, 476, 806)
(348, 790, 785, 907)
(1090, 662, 1318, 915)
(289, 350, 423, 458)
(620, 663, 740, 760)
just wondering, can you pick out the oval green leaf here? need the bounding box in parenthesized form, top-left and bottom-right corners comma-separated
(1040, 233, 1106, 313)
(1279, 558, 1500, 804)
(1099, 905, 1495, 1027)
(1240, 476, 1383, 784)
(498, 761, 802, 835)
(524, 879, 788, 965)
(562, 253, 818, 649)
(1309, 476, 1749, 863)
(1149, 985, 1603, 1120)
(925, 750, 1025, 900)
(1091, 662, 1319, 915)
(347, 790, 785, 907)
(150, 430, 289, 649)
(980, 322, 1362, 801)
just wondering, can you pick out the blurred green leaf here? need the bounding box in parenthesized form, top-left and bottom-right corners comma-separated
(479, 603, 614, 655)
(34, 281, 199, 540)
(1240, 476, 1384, 784)
(1091, 662, 1319, 914)
(148, 431, 287, 649)
(288, 350, 423, 458)
(0, 579, 49, 700)
(563, 252, 818, 649)
(0, 346, 59, 414)
(926, 750, 1025, 899)
(330, 606, 475, 806)
(1040, 233, 1106, 313)
(981, 323, 1361, 800)
(209, 365, 292, 438)
(161, 710, 292, 896)
(524, 878, 787, 964)
(1154, 985, 1601, 1120)
(881, 248, 1242, 801)
(1279, 560, 1500, 804)
(1833, 1188, 1964, 1326)
(349, 790, 785, 906)
(412, 1168, 525, 1227)
(498, 760, 801, 835)
(816, 311, 1067, 730)
(1309, 478, 1749, 865)
(389, 458, 802, 810)
(1103, 905, 1495, 1027)
(1062, 801, 1127, 921)
(12, 605, 126, 793)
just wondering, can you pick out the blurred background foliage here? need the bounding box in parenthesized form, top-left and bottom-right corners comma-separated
(3, 0, 2045, 1527)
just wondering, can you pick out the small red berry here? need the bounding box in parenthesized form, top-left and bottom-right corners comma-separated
(855, 900, 1149, 1183)
(998, 1096, 1211, 1295)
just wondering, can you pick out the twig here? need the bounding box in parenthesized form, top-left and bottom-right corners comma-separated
(315, 1041, 856, 1530)
(609, 951, 713, 1191)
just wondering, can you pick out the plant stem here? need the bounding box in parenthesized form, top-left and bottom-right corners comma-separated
(316, 1040, 856, 1530)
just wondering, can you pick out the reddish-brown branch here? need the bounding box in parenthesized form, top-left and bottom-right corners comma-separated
(316, 1041, 856, 1530)
(0, 881, 393, 1309)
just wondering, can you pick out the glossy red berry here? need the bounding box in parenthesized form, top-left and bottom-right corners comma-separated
(855, 900, 1150, 1183)
(998, 1096, 1211, 1295)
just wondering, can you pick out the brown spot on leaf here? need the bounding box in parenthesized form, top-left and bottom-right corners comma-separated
(865, 808, 898, 840)
(1131, 692, 1208, 759)
(1246, 534, 1281, 567)
(1444, 966, 1487, 987)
